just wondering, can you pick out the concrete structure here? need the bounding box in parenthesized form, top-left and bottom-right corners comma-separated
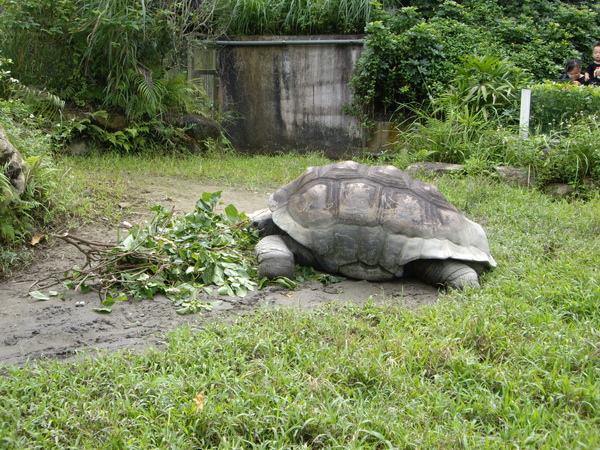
(215, 36, 365, 158)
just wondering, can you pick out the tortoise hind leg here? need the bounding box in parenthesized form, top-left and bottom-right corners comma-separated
(406, 259, 480, 290)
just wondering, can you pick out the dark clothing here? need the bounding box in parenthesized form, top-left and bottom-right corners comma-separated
(585, 62, 600, 86)
(559, 73, 587, 85)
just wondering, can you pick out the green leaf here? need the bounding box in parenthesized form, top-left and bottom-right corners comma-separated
(224, 203, 240, 220)
(176, 306, 191, 315)
(102, 296, 117, 306)
(92, 308, 113, 314)
(29, 290, 51, 300)
(119, 234, 135, 251)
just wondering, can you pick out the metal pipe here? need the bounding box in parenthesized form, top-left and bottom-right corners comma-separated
(214, 39, 364, 46)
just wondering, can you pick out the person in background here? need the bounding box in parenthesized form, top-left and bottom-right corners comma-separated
(584, 44, 600, 85)
(559, 59, 587, 85)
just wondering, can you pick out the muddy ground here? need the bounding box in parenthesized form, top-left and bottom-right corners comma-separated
(0, 177, 439, 367)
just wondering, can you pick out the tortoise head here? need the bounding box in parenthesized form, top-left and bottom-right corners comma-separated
(248, 209, 284, 237)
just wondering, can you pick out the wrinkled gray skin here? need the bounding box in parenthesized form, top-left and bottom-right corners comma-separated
(251, 161, 497, 290)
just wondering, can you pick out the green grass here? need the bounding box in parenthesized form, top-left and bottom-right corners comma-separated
(1, 155, 600, 448)
(59, 152, 331, 190)
(53, 152, 331, 223)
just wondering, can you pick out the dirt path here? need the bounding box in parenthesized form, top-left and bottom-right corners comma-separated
(0, 178, 439, 367)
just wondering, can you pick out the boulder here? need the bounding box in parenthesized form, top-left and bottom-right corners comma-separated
(179, 113, 221, 153)
(0, 124, 26, 196)
(91, 112, 129, 131)
(495, 166, 535, 187)
(544, 183, 575, 199)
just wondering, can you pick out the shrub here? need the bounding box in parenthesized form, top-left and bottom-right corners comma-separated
(0, 61, 66, 276)
(433, 55, 531, 123)
(529, 81, 600, 133)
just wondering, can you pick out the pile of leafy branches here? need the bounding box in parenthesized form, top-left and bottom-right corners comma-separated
(33, 192, 259, 314)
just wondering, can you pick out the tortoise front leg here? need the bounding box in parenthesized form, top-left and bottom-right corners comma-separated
(255, 235, 321, 280)
(255, 235, 296, 280)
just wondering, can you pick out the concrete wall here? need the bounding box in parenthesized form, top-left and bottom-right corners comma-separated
(217, 37, 364, 158)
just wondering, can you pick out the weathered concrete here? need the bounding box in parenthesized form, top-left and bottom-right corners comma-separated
(218, 36, 364, 158)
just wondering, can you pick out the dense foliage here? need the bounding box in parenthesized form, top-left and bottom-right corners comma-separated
(0, 0, 205, 116)
(530, 81, 600, 133)
(350, 0, 600, 120)
(388, 55, 600, 190)
(2, 0, 599, 122)
(0, 0, 213, 156)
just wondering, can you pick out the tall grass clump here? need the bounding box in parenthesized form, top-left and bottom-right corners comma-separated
(218, 0, 376, 35)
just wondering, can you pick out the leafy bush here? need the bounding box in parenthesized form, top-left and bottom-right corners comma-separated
(539, 117, 600, 185)
(0, 61, 68, 276)
(349, 7, 443, 124)
(433, 55, 531, 122)
(395, 55, 527, 163)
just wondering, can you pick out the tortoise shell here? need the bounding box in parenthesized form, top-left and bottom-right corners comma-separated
(269, 161, 496, 280)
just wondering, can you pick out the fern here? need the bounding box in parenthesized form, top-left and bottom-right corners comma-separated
(0, 170, 14, 200)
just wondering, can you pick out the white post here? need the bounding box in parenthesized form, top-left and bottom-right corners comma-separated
(519, 89, 531, 140)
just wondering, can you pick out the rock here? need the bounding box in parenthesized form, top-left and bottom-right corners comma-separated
(404, 162, 464, 177)
(91, 112, 129, 131)
(0, 124, 27, 196)
(179, 113, 221, 153)
(544, 183, 575, 199)
(495, 166, 535, 187)
(68, 140, 90, 155)
(63, 109, 128, 131)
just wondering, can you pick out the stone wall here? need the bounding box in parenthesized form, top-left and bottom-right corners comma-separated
(217, 36, 364, 158)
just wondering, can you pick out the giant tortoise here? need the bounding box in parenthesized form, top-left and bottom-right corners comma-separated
(251, 161, 496, 289)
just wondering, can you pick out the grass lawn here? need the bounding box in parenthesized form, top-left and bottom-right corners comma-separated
(1, 153, 599, 449)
